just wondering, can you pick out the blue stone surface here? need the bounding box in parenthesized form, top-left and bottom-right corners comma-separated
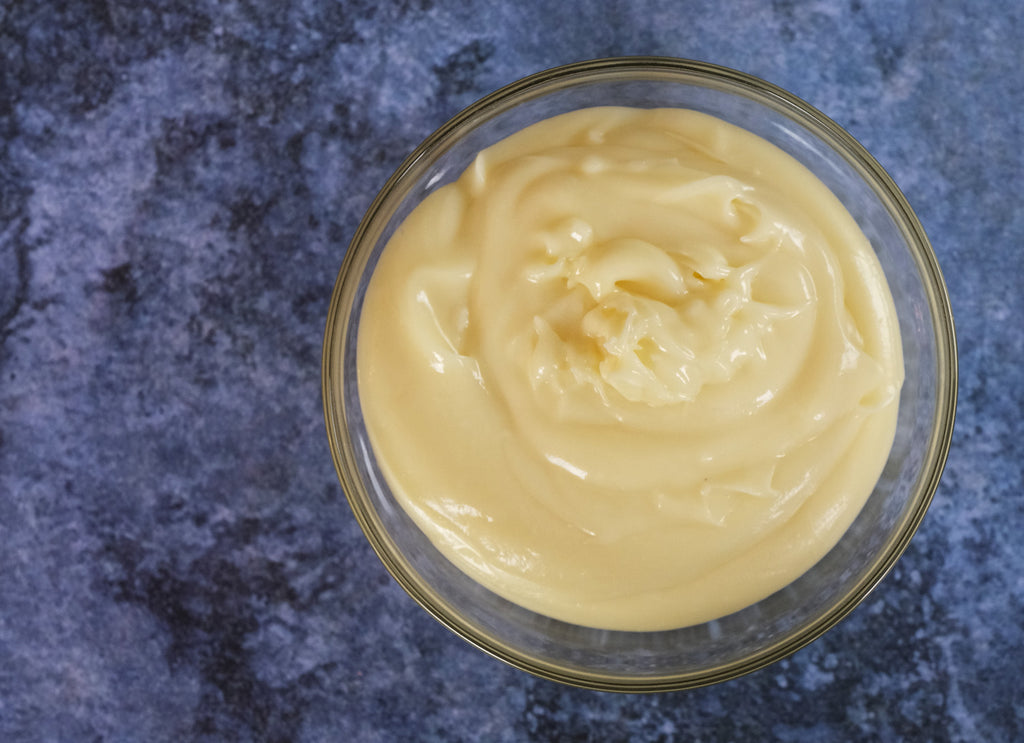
(1, 1, 1020, 740)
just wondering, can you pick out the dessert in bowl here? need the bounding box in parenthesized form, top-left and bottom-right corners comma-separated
(322, 57, 956, 690)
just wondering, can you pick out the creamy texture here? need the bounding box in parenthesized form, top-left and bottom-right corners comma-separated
(357, 107, 903, 631)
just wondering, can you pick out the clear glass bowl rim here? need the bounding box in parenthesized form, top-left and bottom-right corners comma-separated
(322, 56, 958, 691)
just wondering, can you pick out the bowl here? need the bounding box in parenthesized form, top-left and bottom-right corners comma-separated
(322, 57, 957, 691)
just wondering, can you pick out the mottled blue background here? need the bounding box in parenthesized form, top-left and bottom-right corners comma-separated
(1, 1, 1021, 740)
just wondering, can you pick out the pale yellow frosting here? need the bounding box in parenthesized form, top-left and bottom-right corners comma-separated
(357, 107, 903, 631)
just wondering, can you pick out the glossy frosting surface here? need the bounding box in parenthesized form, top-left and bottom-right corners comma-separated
(359, 107, 903, 630)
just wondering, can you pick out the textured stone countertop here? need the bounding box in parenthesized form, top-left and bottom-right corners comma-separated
(1, 1, 1021, 740)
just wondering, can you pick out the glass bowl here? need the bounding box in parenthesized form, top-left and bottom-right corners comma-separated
(322, 57, 957, 691)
